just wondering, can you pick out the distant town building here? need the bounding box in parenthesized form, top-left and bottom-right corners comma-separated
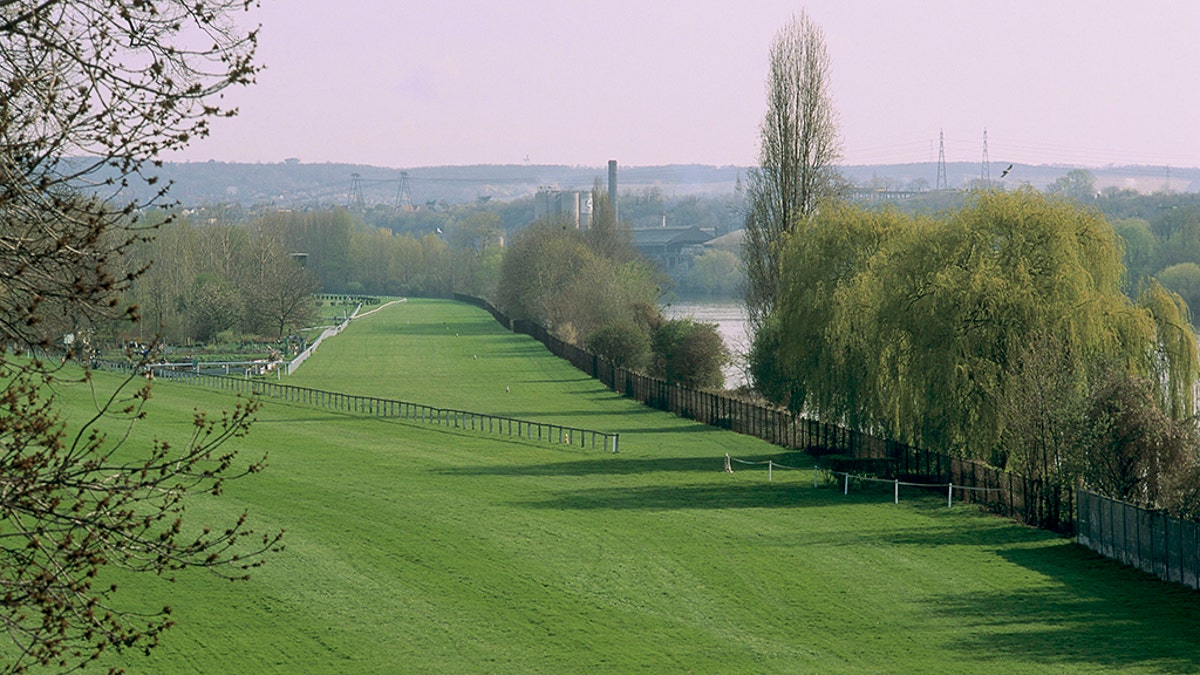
(704, 228, 743, 253)
(534, 188, 593, 229)
(631, 225, 714, 276)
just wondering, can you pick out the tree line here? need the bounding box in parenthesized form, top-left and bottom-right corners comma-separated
(134, 189, 732, 387)
(495, 188, 730, 389)
(261, 206, 505, 299)
(750, 188, 1200, 516)
(115, 205, 509, 346)
(741, 13, 1200, 519)
(1088, 185, 1200, 320)
(753, 190, 1197, 502)
(123, 212, 319, 345)
(871, 169, 1200, 327)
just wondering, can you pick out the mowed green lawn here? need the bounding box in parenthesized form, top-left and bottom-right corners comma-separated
(49, 298, 1200, 673)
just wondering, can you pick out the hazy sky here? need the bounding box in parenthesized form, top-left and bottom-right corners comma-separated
(177, 1, 1200, 170)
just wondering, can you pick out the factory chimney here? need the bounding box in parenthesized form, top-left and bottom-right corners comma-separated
(607, 159, 618, 223)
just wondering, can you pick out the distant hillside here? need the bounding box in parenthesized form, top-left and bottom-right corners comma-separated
(103, 159, 1198, 208)
(117, 162, 744, 209)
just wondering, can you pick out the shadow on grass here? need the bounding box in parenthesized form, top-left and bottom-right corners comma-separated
(478, 417, 732, 438)
(919, 543, 1200, 672)
(784, 519, 1056, 549)
(489, 407, 661, 420)
(614, 423, 731, 435)
(570, 385, 622, 397)
(441, 455, 730, 477)
(493, 343, 556, 358)
(517, 376, 595, 385)
(250, 404, 559, 449)
(518, 481, 851, 511)
(438, 452, 812, 478)
(252, 414, 360, 424)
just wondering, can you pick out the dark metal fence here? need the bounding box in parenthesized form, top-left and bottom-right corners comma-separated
(1077, 490, 1200, 589)
(91, 360, 619, 453)
(454, 293, 513, 328)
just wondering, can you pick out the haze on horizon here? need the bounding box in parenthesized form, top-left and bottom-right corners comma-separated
(177, 0, 1200, 171)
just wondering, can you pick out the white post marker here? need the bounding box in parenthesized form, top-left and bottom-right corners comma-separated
(895, 479, 900, 504)
(768, 460, 773, 482)
(844, 473, 849, 495)
(947, 483, 953, 508)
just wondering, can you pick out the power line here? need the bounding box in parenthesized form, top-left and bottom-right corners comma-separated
(348, 172, 365, 210)
(936, 129, 948, 190)
(395, 171, 413, 209)
(981, 128, 991, 188)
(844, 133, 1200, 169)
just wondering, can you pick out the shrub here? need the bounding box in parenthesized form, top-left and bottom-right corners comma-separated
(651, 319, 729, 389)
(588, 321, 651, 370)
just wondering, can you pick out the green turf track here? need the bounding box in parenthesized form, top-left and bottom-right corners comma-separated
(44, 298, 1200, 673)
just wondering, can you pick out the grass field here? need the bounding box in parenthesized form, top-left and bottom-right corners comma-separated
(45, 298, 1200, 672)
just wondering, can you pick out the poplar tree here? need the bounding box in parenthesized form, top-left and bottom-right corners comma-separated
(742, 10, 842, 332)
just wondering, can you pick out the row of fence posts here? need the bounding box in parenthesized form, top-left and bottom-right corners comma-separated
(91, 360, 619, 454)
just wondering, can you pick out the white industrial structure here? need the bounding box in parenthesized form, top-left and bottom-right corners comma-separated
(534, 188, 593, 229)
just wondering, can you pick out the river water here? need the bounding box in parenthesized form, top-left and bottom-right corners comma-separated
(662, 299, 751, 389)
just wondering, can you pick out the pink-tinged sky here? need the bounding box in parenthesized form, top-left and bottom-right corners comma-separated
(176, 0, 1200, 170)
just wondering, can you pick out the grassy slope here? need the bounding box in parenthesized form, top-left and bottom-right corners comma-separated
(47, 298, 1200, 673)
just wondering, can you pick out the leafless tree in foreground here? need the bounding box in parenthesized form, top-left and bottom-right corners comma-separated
(0, 2, 282, 671)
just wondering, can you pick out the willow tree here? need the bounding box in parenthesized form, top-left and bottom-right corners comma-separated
(0, 2, 281, 671)
(770, 190, 1199, 468)
(742, 10, 842, 332)
(1139, 277, 1198, 420)
(752, 204, 913, 416)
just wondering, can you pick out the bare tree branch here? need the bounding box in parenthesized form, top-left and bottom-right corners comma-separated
(0, 2, 277, 671)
